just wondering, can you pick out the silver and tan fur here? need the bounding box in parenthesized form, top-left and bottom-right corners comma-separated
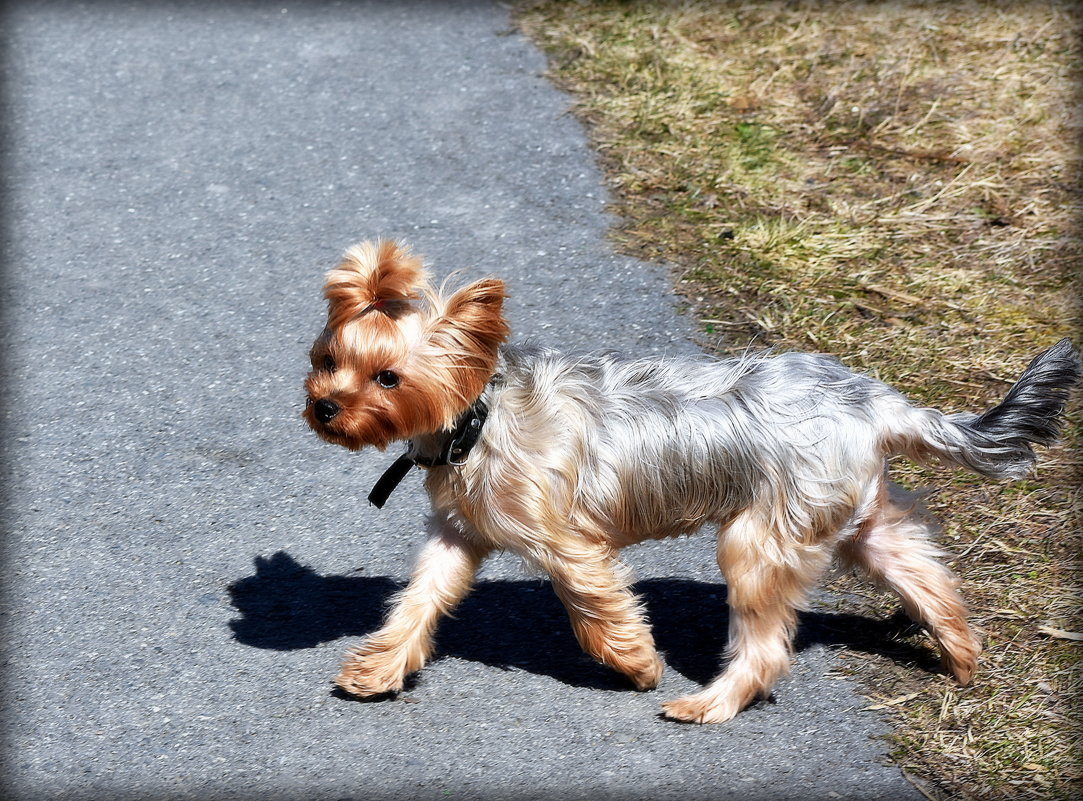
(302, 240, 1080, 723)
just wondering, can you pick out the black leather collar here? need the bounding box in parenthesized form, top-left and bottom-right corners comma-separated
(412, 399, 488, 468)
(367, 399, 489, 509)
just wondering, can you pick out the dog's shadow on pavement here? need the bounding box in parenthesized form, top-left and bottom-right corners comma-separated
(228, 551, 937, 690)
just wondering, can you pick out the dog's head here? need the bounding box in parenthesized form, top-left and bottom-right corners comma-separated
(302, 240, 508, 450)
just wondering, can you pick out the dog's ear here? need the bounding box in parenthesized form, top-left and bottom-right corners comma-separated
(423, 278, 509, 406)
(436, 278, 509, 358)
(323, 240, 428, 330)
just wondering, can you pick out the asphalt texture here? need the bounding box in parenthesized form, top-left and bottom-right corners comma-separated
(1, 2, 926, 800)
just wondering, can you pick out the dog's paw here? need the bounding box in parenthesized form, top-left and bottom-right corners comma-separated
(628, 654, 664, 691)
(939, 628, 982, 686)
(660, 692, 740, 724)
(334, 667, 402, 698)
(596, 640, 663, 691)
(334, 648, 409, 698)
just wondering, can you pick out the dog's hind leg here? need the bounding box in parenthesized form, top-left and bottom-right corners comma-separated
(662, 510, 828, 724)
(335, 519, 491, 698)
(836, 482, 982, 684)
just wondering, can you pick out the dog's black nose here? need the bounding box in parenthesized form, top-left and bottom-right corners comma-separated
(313, 398, 341, 424)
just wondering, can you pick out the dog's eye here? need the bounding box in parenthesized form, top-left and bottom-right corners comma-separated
(375, 370, 400, 389)
(323, 355, 336, 373)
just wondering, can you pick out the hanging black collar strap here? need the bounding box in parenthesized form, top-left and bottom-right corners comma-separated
(367, 399, 489, 509)
(366, 455, 415, 510)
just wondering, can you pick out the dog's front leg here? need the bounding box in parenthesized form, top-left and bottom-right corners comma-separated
(536, 541, 663, 691)
(336, 520, 490, 698)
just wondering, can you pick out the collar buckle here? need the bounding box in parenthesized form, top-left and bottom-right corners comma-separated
(445, 415, 484, 466)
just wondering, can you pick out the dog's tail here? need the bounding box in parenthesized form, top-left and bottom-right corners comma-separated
(888, 338, 1080, 479)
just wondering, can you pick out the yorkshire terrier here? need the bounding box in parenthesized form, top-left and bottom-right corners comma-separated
(302, 240, 1079, 723)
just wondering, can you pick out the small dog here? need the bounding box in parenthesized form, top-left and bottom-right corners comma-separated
(302, 240, 1079, 723)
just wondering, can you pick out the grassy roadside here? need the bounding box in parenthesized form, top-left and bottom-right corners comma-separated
(514, 2, 1081, 798)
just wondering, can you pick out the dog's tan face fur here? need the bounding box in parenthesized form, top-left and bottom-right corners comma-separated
(303, 241, 508, 451)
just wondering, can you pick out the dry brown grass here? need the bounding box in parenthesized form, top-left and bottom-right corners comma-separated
(515, 1, 1081, 798)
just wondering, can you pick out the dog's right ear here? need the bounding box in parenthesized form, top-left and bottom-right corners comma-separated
(323, 240, 429, 330)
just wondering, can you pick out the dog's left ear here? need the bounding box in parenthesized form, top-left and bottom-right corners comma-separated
(439, 278, 509, 354)
(426, 278, 510, 400)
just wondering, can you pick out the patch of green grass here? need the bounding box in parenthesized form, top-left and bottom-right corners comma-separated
(840, 155, 874, 175)
(732, 121, 778, 170)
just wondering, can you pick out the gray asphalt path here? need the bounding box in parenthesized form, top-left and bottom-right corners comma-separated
(1, 2, 924, 800)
